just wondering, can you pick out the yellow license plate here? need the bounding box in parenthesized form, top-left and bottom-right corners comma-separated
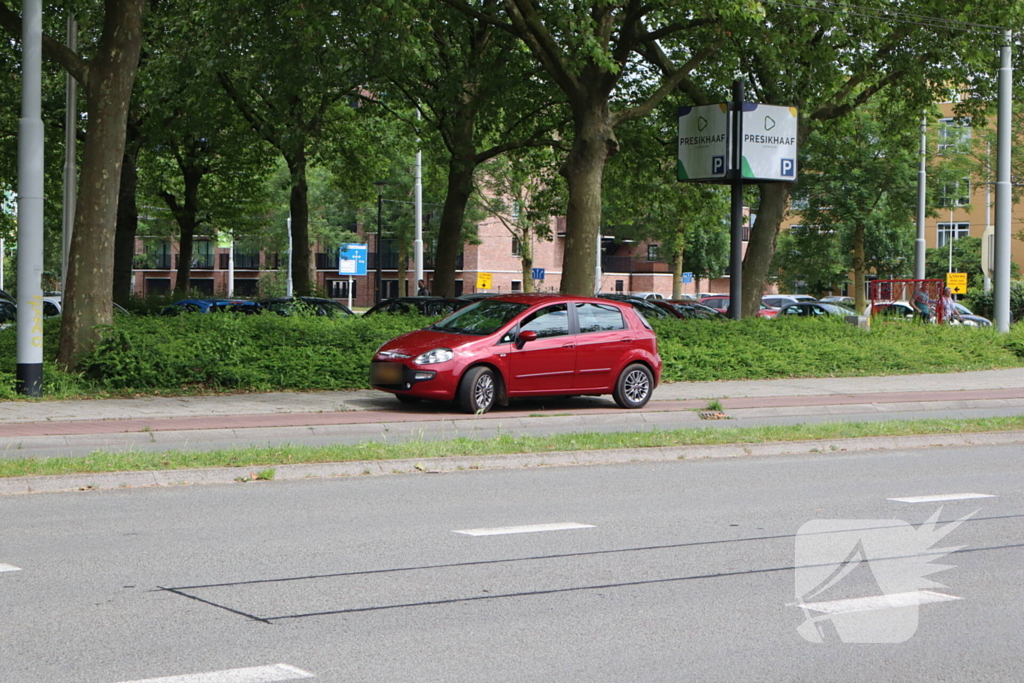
(371, 362, 403, 384)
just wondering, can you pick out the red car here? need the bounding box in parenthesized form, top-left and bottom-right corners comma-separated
(697, 296, 779, 318)
(370, 294, 662, 413)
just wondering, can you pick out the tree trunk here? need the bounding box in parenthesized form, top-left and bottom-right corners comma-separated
(521, 239, 534, 293)
(286, 149, 312, 296)
(433, 157, 476, 298)
(560, 100, 616, 296)
(167, 167, 203, 295)
(397, 234, 408, 297)
(671, 242, 684, 299)
(58, 0, 145, 370)
(112, 123, 141, 306)
(741, 182, 792, 317)
(852, 221, 866, 314)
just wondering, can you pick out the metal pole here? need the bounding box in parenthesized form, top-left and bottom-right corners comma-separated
(61, 14, 77, 294)
(227, 239, 234, 297)
(994, 31, 1013, 333)
(729, 79, 744, 320)
(984, 142, 992, 293)
(414, 111, 424, 287)
(0, 238, 4, 290)
(17, 0, 45, 396)
(594, 232, 602, 295)
(347, 275, 352, 311)
(948, 205, 953, 274)
(375, 188, 383, 304)
(286, 216, 293, 297)
(914, 115, 927, 279)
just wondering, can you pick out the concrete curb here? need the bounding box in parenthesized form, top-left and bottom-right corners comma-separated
(3, 429, 1023, 496)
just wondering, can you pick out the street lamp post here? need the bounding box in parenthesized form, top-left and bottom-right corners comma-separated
(374, 181, 387, 304)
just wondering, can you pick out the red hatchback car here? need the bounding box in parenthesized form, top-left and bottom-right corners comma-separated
(370, 294, 662, 413)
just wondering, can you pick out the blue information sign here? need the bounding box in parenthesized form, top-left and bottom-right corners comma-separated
(338, 244, 368, 276)
(681, 272, 693, 284)
(532, 268, 545, 281)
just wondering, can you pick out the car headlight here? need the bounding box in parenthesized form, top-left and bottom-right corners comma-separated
(414, 348, 454, 364)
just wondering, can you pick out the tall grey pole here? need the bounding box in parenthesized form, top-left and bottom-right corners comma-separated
(285, 216, 293, 297)
(729, 79, 744, 320)
(594, 232, 602, 294)
(413, 111, 424, 289)
(61, 14, 77, 294)
(914, 116, 927, 280)
(17, 0, 45, 396)
(0, 238, 4, 290)
(994, 31, 1013, 333)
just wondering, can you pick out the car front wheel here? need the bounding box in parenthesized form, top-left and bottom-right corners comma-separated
(613, 363, 653, 409)
(459, 366, 497, 414)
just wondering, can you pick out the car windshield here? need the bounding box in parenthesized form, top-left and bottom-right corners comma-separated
(430, 299, 529, 335)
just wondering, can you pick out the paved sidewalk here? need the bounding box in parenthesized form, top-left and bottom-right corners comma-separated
(3, 367, 1023, 426)
(2, 368, 1024, 494)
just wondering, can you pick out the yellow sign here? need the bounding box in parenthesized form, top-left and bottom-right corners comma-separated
(476, 272, 493, 290)
(946, 272, 968, 295)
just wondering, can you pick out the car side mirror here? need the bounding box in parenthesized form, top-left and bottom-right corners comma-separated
(516, 329, 538, 349)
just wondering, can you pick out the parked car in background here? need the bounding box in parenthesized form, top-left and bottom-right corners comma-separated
(159, 298, 258, 315)
(629, 292, 664, 300)
(0, 289, 13, 304)
(776, 302, 857, 318)
(871, 301, 992, 327)
(698, 296, 779, 318)
(39, 295, 129, 317)
(362, 296, 470, 317)
(820, 296, 856, 308)
(258, 296, 353, 317)
(597, 294, 674, 319)
(762, 294, 818, 309)
(370, 294, 661, 413)
(656, 300, 728, 320)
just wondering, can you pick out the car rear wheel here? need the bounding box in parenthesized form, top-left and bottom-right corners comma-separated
(613, 363, 653, 409)
(459, 366, 497, 414)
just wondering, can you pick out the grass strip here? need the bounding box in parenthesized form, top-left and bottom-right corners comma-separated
(3, 415, 1024, 478)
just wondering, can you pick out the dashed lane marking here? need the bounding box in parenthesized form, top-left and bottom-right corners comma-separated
(454, 522, 595, 536)
(798, 590, 962, 615)
(888, 493, 997, 503)
(111, 663, 314, 683)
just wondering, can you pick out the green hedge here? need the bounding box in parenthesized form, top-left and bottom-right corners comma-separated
(2, 313, 1024, 399)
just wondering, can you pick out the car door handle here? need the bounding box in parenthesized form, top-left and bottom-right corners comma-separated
(617, 338, 633, 342)
(562, 343, 576, 348)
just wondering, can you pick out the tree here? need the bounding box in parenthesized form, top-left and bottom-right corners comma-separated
(440, 0, 751, 296)
(714, 1, 1024, 317)
(208, 0, 366, 296)
(782, 103, 920, 309)
(477, 150, 556, 292)
(0, 0, 146, 369)
(356, 1, 564, 297)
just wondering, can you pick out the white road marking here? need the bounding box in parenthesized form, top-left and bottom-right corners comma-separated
(113, 663, 314, 683)
(799, 590, 962, 615)
(454, 522, 595, 536)
(887, 493, 996, 503)
(0, 563, 21, 572)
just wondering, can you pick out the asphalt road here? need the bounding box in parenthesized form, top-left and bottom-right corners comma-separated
(2, 442, 1021, 682)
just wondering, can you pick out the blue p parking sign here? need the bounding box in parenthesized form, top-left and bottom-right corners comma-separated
(781, 158, 795, 177)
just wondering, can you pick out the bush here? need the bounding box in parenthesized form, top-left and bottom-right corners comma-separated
(964, 280, 1024, 322)
(3, 311, 1024, 399)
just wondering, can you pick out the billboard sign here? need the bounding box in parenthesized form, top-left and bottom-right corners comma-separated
(677, 104, 730, 181)
(740, 104, 798, 181)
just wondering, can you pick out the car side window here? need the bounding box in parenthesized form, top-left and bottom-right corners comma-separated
(519, 304, 570, 338)
(43, 301, 60, 317)
(0, 302, 14, 323)
(576, 303, 626, 333)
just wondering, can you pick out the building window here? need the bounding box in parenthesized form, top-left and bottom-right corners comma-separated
(139, 240, 172, 270)
(937, 222, 970, 248)
(615, 280, 624, 293)
(937, 117, 971, 153)
(511, 237, 521, 256)
(647, 244, 659, 262)
(193, 240, 214, 269)
(511, 280, 522, 292)
(940, 178, 971, 207)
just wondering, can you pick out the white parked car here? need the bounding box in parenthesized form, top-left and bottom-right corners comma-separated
(629, 292, 664, 300)
(762, 294, 818, 309)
